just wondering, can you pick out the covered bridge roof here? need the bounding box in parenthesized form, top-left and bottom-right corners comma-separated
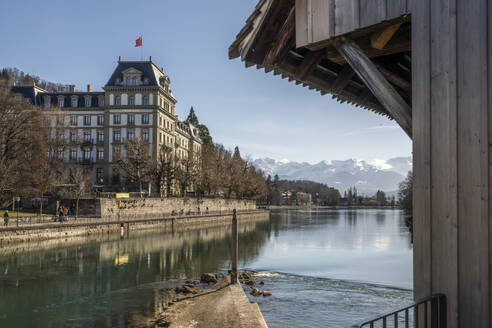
(229, 0, 411, 120)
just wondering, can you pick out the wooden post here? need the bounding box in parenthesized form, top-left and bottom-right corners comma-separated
(231, 209, 238, 284)
(331, 36, 412, 138)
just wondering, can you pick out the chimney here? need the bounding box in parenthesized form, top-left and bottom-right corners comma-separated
(87, 84, 93, 92)
(118, 56, 121, 63)
(149, 56, 152, 62)
(68, 85, 76, 92)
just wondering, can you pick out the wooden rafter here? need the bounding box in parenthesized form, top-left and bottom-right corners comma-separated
(294, 50, 324, 81)
(376, 64, 411, 91)
(331, 65, 356, 94)
(370, 23, 402, 50)
(264, 7, 295, 66)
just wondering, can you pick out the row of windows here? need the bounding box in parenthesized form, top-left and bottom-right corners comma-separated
(160, 132, 174, 145)
(69, 149, 104, 161)
(70, 115, 105, 126)
(114, 95, 150, 106)
(69, 131, 104, 143)
(112, 113, 149, 125)
(112, 129, 149, 142)
(159, 116, 173, 130)
(53, 97, 104, 108)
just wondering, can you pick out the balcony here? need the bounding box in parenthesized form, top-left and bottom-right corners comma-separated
(80, 139, 95, 147)
(77, 157, 94, 165)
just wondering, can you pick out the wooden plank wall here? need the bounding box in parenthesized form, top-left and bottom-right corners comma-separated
(296, 0, 409, 48)
(412, 0, 490, 327)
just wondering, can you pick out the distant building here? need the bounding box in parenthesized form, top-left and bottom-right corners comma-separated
(11, 57, 202, 191)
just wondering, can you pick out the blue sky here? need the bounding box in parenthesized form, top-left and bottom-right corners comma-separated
(0, 0, 411, 164)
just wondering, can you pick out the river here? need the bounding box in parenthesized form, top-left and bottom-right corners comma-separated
(0, 209, 412, 328)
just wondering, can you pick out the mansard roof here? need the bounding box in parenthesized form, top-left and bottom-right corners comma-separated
(41, 92, 104, 108)
(105, 60, 165, 87)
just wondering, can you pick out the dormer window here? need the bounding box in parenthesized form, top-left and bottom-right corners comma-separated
(132, 77, 137, 85)
(126, 77, 131, 85)
(71, 97, 78, 108)
(44, 96, 51, 108)
(85, 96, 91, 107)
(58, 97, 65, 107)
(115, 96, 121, 105)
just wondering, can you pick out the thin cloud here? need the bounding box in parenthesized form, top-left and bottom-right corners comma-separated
(343, 124, 400, 137)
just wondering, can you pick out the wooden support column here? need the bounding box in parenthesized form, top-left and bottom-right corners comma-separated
(331, 36, 412, 138)
(231, 209, 239, 284)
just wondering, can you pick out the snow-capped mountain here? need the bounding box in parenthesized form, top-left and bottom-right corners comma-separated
(253, 156, 412, 195)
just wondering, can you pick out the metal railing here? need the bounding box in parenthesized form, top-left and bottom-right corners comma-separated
(352, 294, 446, 328)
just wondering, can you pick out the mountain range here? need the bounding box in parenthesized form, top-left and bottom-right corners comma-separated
(252, 156, 412, 196)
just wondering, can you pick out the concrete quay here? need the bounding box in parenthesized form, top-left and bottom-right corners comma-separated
(160, 276, 268, 328)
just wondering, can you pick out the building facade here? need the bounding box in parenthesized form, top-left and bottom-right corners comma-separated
(11, 57, 202, 191)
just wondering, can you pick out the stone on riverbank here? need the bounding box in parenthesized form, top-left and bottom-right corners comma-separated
(249, 287, 262, 297)
(200, 273, 218, 284)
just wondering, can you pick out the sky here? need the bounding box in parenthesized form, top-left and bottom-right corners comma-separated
(0, 0, 411, 164)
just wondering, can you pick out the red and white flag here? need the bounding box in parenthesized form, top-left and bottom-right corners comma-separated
(135, 36, 142, 47)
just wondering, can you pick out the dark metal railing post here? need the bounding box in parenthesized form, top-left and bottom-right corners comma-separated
(231, 209, 238, 284)
(352, 294, 446, 328)
(439, 295, 447, 328)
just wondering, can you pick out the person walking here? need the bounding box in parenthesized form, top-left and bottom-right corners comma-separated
(3, 210, 9, 227)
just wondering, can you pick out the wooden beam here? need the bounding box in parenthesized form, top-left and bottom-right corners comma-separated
(326, 24, 411, 64)
(326, 38, 411, 64)
(294, 50, 325, 81)
(370, 23, 402, 50)
(375, 64, 411, 91)
(331, 36, 412, 138)
(264, 7, 295, 66)
(331, 65, 356, 94)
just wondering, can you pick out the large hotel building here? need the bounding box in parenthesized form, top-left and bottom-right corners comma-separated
(10, 57, 202, 191)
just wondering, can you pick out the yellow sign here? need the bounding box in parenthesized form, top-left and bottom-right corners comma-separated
(116, 193, 130, 199)
(115, 254, 129, 265)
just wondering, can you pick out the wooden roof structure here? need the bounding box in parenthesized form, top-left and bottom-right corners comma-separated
(229, 0, 411, 122)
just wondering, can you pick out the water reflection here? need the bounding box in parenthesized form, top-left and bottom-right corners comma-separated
(0, 216, 270, 327)
(0, 209, 412, 328)
(248, 209, 413, 289)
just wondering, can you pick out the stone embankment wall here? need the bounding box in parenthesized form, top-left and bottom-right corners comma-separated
(100, 198, 256, 219)
(0, 211, 268, 244)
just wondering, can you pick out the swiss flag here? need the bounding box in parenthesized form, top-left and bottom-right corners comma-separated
(135, 36, 142, 47)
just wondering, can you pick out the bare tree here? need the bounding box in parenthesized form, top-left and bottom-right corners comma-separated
(117, 137, 152, 196)
(176, 151, 201, 197)
(0, 91, 39, 202)
(148, 144, 177, 197)
(68, 165, 93, 217)
(24, 109, 68, 216)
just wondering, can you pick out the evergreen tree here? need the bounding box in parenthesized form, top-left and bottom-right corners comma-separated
(184, 106, 213, 146)
(233, 146, 241, 159)
(398, 171, 413, 213)
(185, 106, 199, 125)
